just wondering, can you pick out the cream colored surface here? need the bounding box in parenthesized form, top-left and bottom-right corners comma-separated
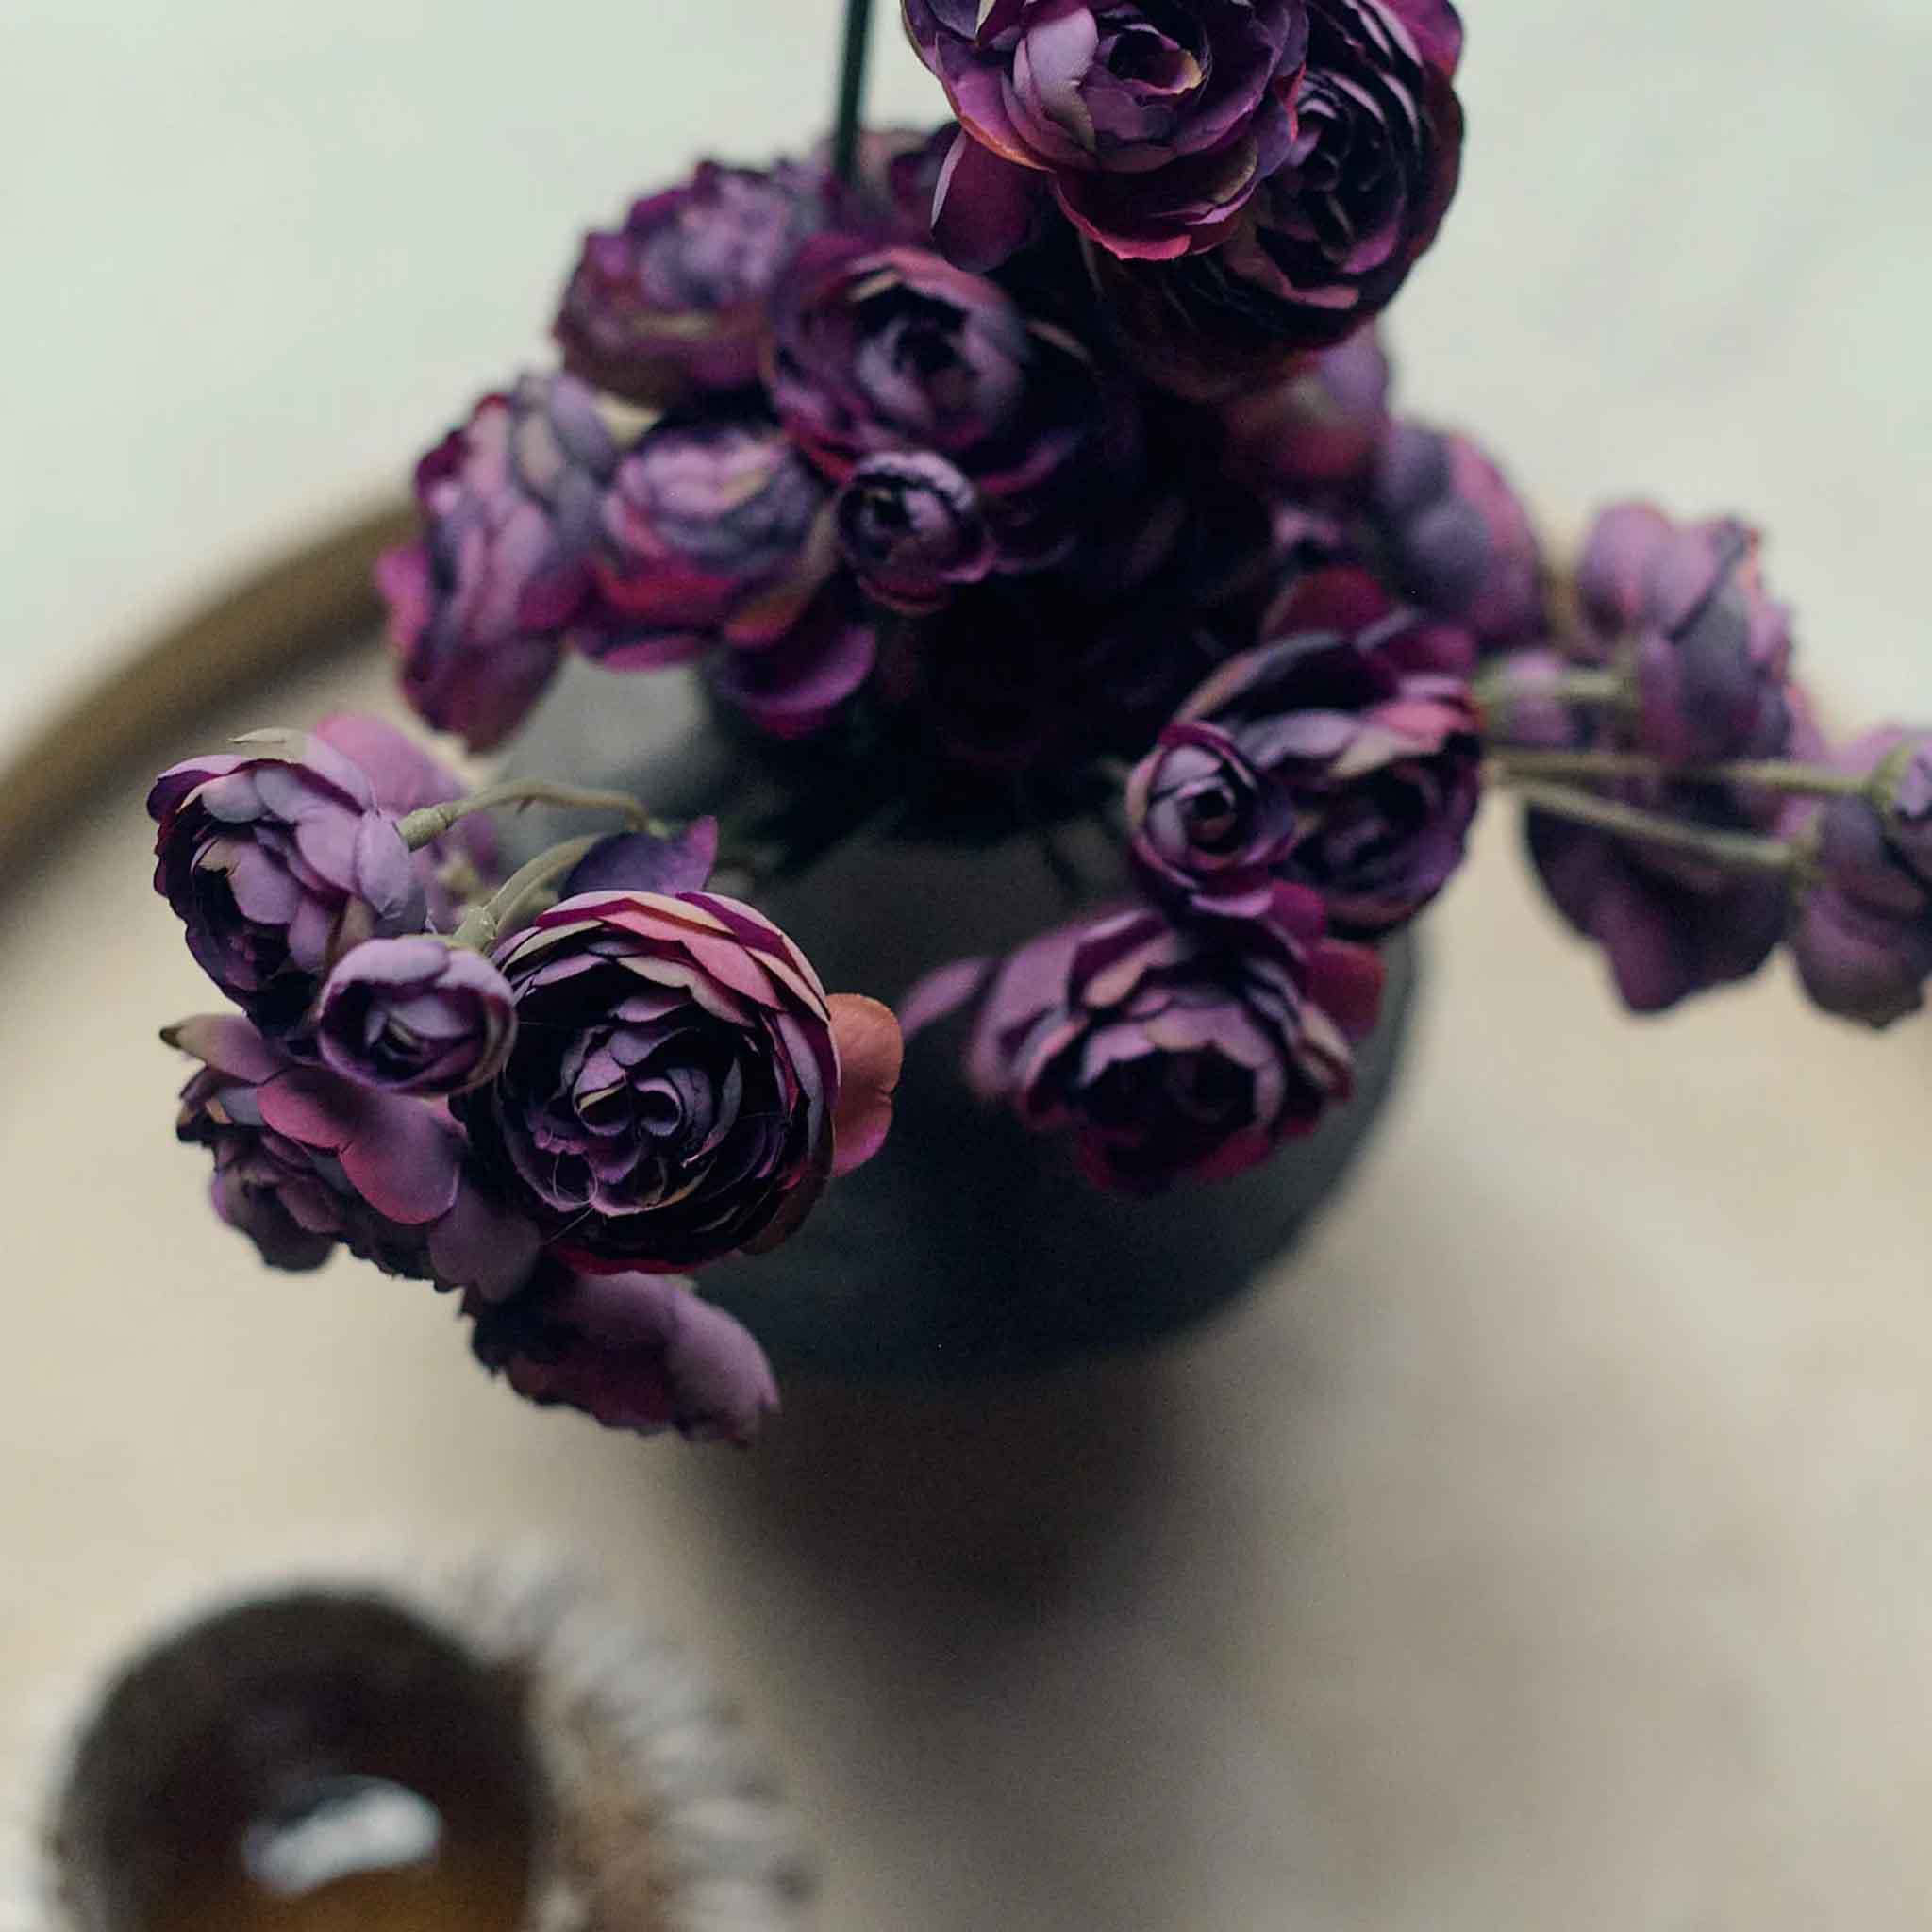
(2, 641, 1930, 1930)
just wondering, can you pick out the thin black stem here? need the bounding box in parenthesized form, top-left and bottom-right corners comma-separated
(831, 0, 875, 185)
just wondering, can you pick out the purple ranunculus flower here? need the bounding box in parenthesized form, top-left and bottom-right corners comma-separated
(901, 0, 1310, 262)
(768, 238, 1125, 570)
(1147, 591, 1483, 935)
(378, 373, 637, 753)
(316, 937, 516, 1098)
(456, 889, 904, 1274)
(592, 409, 835, 666)
(1220, 330, 1392, 492)
(1091, 0, 1464, 393)
(833, 450, 995, 611)
(959, 888, 1383, 1192)
(1373, 424, 1543, 648)
(149, 730, 425, 1041)
(313, 712, 500, 932)
(707, 588, 882, 741)
(1572, 503, 1796, 765)
(167, 1012, 540, 1297)
(465, 1264, 779, 1444)
(554, 158, 832, 405)
(1790, 729, 1932, 1028)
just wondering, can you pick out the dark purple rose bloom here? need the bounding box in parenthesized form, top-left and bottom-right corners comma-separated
(1790, 729, 1932, 1028)
(959, 888, 1383, 1192)
(1145, 596, 1483, 935)
(768, 238, 1125, 569)
(1092, 0, 1463, 392)
(168, 1013, 540, 1297)
(379, 374, 636, 752)
(317, 937, 516, 1098)
(592, 409, 834, 666)
(456, 889, 902, 1274)
(554, 158, 830, 405)
(313, 712, 500, 932)
(707, 589, 881, 741)
(1572, 503, 1796, 765)
(150, 730, 425, 1041)
(1373, 424, 1543, 648)
(1220, 329, 1391, 491)
(902, 0, 1310, 261)
(466, 1264, 778, 1444)
(833, 450, 995, 611)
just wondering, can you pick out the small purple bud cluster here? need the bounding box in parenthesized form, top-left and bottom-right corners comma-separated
(150, 713, 902, 1442)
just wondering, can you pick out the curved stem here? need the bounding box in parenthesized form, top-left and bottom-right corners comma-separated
(1472, 665, 1628, 717)
(830, 0, 875, 186)
(1508, 781, 1796, 876)
(1492, 748, 1868, 802)
(453, 837, 602, 952)
(399, 782, 652, 852)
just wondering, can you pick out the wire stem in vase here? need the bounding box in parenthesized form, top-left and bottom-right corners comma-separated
(830, 0, 876, 186)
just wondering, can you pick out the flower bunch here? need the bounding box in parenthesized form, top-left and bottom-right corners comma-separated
(152, 713, 901, 1442)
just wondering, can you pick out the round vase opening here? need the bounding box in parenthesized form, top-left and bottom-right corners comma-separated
(49, 1591, 541, 1932)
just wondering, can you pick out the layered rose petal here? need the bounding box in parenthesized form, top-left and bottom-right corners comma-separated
(456, 888, 900, 1273)
(317, 937, 516, 1097)
(961, 894, 1378, 1192)
(150, 733, 425, 1042)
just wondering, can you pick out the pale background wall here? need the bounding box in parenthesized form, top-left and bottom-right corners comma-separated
(3, 0, 1930, 763)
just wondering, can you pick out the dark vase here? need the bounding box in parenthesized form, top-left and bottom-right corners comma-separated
(502, 661, 1419, 1382)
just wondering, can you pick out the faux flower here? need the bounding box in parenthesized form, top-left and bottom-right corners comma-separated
(457, 889, 903, 1273)
(832, 450, 995, 610)
(1145, 599, 1482, 935)
(592, 409, 834, 665)
(378, 374, 632, 752)
(1572, 503, 1796, 764)
(313, 712, 499, 931)
(901, 0, 1310, 261)
(707, 589, 881, 740)
(956, 890, 1383, 1192)
(1373, 424, 1543, 647)
(1219, 330, 1392, 491)
(554, 158, 831, 405)
(1092, 0, 1464, 391)
(466, 1265, 778, 1444)
(316, 937, 516, 1097)
(1790, 729, 1932, 1027)
(168, 1013, 539, 1296)
(768, 238, 1124, 567)
(150, 730, 425, 1041)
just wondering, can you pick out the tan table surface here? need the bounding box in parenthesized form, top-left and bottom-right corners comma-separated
(2, 636, 1929, 1930)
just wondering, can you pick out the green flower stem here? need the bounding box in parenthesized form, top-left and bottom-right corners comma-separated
(831, 0, 875, 186)
(1471, 665, 1628, 718)
(1506, 781, 1797, 876)
(1491, 748, 1869, 801)
(399, 782, 654, 852)
(453, 837, 603, 953)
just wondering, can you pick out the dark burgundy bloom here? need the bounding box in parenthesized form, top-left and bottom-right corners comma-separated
(833, 450, 995, 610)
(168, 1012, 539, 1297)
(1572, 503, 1796, 765)
(1154, 600, 1483, 935)
(317, 937, 516, 1098)
(1092, 0, 1463, 391)
(902, 0, 1310, 261)
(379, 374, 634, 751)
(1790, 729, 1932, 1028)
(707, 590, 881, 740)
(466, 1264, 778, 1444)
(1373, 424, 1543, 648)
(768, 238, 1124, 567)
(593, 409, 834, 666)
(958, 890, 1382, 1192)
(555, 158, 831, 405)
(313, 712, 500, 932)
(1219, 329, 1391, 491)
(1126, 721, 1292, 905)
(150, 731, 425, 1041)
(457, 889, 902, 1274)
